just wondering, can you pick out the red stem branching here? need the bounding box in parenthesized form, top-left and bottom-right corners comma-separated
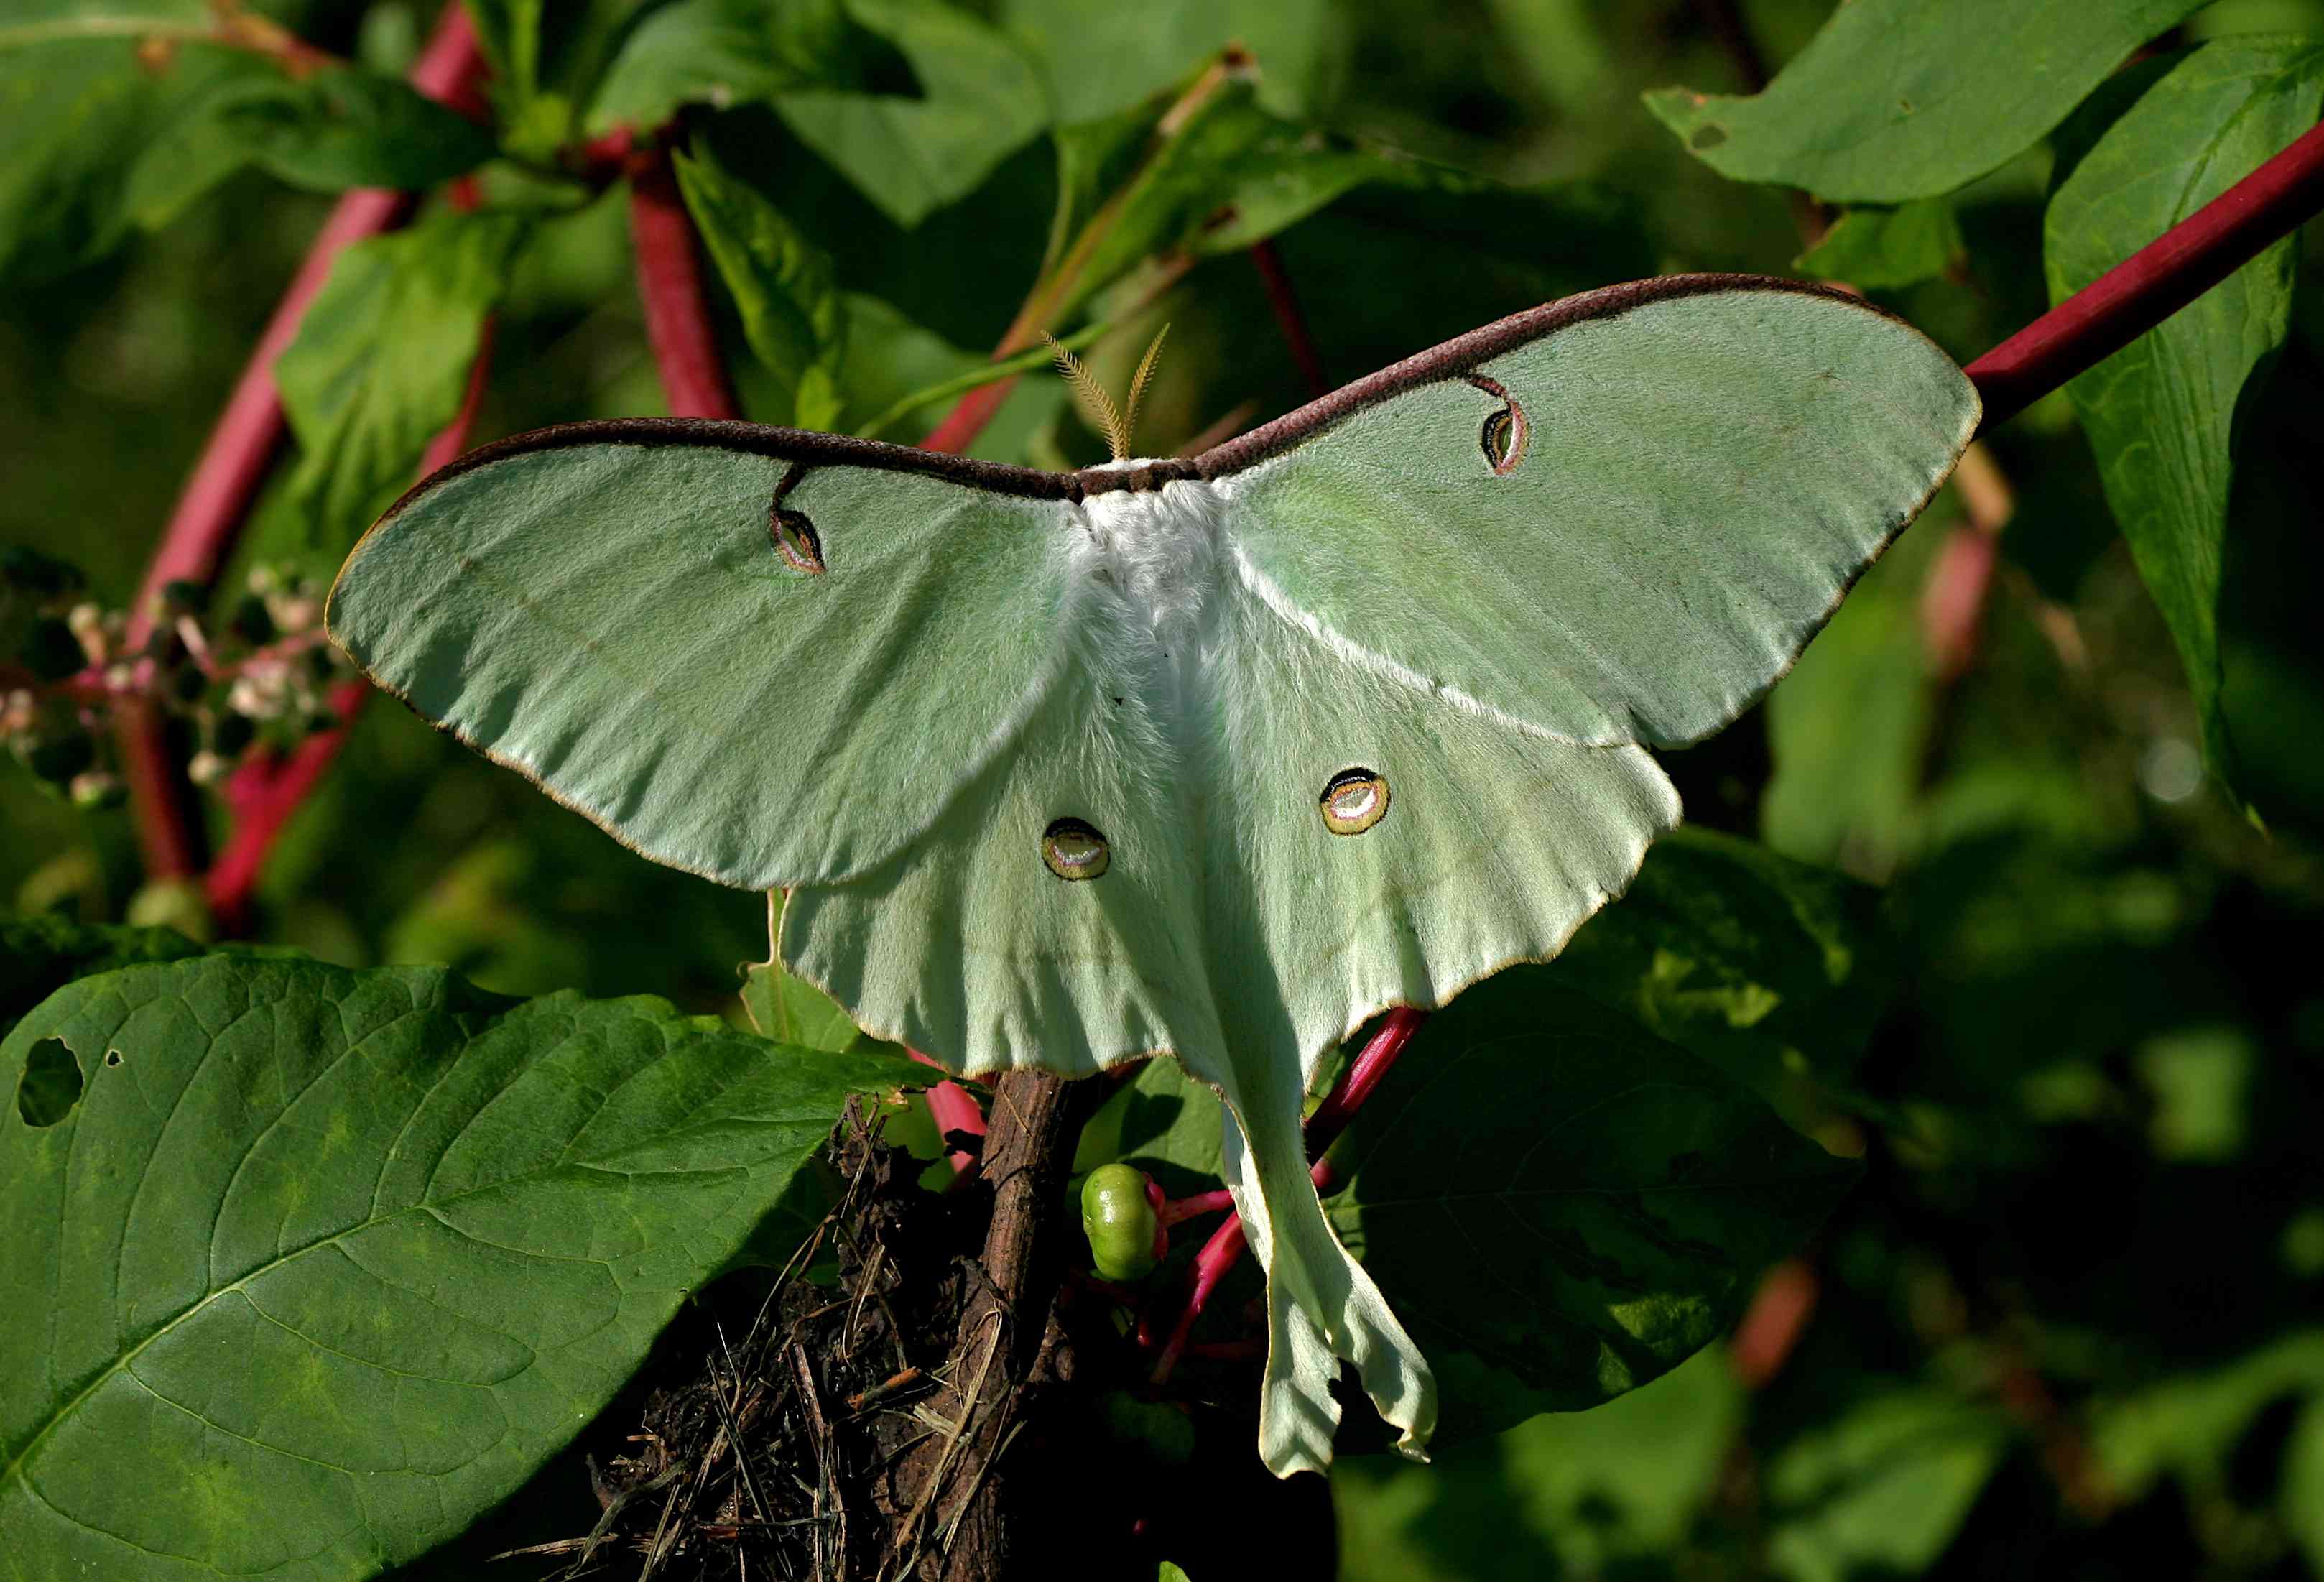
(117, 6, 490, 891)
(204, 307, 497, 933)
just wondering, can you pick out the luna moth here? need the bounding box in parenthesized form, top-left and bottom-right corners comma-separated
(326, 274, 1978, 1478)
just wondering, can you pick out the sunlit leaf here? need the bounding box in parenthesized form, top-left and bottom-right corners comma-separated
(1644, 0, 2205, 203)
(273, 209, 532, 548)
(0, 39, 486, 284)
(2044, 39, 2324, 818)
(675, 136, 848, 427)
(0, 953, 922, 1579)
(772, 0, 1047, 228)
(1795, 200, 1964, 290)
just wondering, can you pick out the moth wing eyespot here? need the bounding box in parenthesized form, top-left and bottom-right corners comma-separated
(771, 507, 826, 575)
(1319, 767, 1390, 835)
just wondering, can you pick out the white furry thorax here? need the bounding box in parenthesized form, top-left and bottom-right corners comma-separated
(1068, 469, 1228, 655)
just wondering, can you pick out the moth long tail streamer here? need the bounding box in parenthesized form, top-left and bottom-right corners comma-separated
(1215, 1058, 1438, 1475)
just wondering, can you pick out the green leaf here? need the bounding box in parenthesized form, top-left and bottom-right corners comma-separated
(2091, 1329, 2324, 1502)
(2288, 1395, 2324, 1577)
(0, 38, 489, 283)
(1764, 1387, 2014, 1582)
(0, 914, 198, 1042)
(774, 0, 1048, 229)
(215, 61, 495, 194)
(1761, 519, 1943, 877)
(464, 0, 545, 103)
(1072, 1055, 1223, 1196)
(835, 290, 1066, 456)
(1047, 71, 1481, 327)
(274, 209, 532, 548)
(1795, 199, 1965, 290)
(1320, 978, 1858, 1439)
(1557, 828, 1899, 1107)
(740, 895, 876, 1055)
(1334, 1348, 1741, 1574)
(0, 38, 254, 283)
(1642, 0, 2206, 203)
(0, 953, 922, 1579)
(2043, 39, 2324, 818)
(998, 0, 1333, 123)
(586, 0, 910, 136)
(675, 137, 848, 428)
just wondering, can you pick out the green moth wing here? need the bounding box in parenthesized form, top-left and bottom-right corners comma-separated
(1208, 278, 1979, 747)
(327, 274, 1978, 1480)
(328, 428, 1083, 889)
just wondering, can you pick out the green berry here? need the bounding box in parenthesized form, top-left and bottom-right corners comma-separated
(1081, 1162, 1164, 1282)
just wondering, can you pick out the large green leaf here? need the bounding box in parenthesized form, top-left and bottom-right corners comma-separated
(273, 209, 532, 548)
(1795, 199, 1965, 290)
(1761, 518, 1943, 877)
(997, 0, 1332, 123)
(1072, 1055, 1225, 1198)
(1643, 0, 2205, 203)
(1557, 828, 1898, 1108)
(1047, 72, 1480, 328)
(1764, 1387, 2014, 1582)
(675, 137, 848, 429)
(1333, 1348, 1742, 1580)
(0, 36, 489, 284)
(2091, 1330, 2324, 1503)
(1, 914, 198, 1042)
(0, 953, 922, 1580)
(772, 0, 1048, 228)
(1321, 978, 1858, 1440)
(584, 0, 907, 137)
(2044, 39, 2324, 818)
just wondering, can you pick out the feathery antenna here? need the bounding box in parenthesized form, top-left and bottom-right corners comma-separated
(1043, 323, 1172, 462)
(1045, 333, 1129, 461)
(1124, 323, 1170, 455)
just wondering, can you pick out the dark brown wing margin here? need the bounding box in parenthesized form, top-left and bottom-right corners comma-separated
(1190, 272, 1885, 481)
(373, 276, 1889, 518)
(374, 417, 1080, 526)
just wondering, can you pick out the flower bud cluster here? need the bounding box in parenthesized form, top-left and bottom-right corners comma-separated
(2, 552, 352, 807)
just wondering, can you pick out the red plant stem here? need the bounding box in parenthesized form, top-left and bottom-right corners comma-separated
(1157, 1188, 1235, 1229)
(1248, 239, 1328, 399)
(919, 377, 1019, 454)
(1966, 118, 2324, 428)
(203, 313, 498, 932)
(628, 141, 741, 422)
(907, 1048, 988, 1175)
(116, 6, 489, 883)
(1727, 1257, 1820, 1389)
(1302, 1007, 1427, 1155)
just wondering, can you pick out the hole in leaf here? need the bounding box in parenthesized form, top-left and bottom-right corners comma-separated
(105, 1050, 122, 1066)
(17, 1037, 84, 1127)
(1689, 124, 1728, 151)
